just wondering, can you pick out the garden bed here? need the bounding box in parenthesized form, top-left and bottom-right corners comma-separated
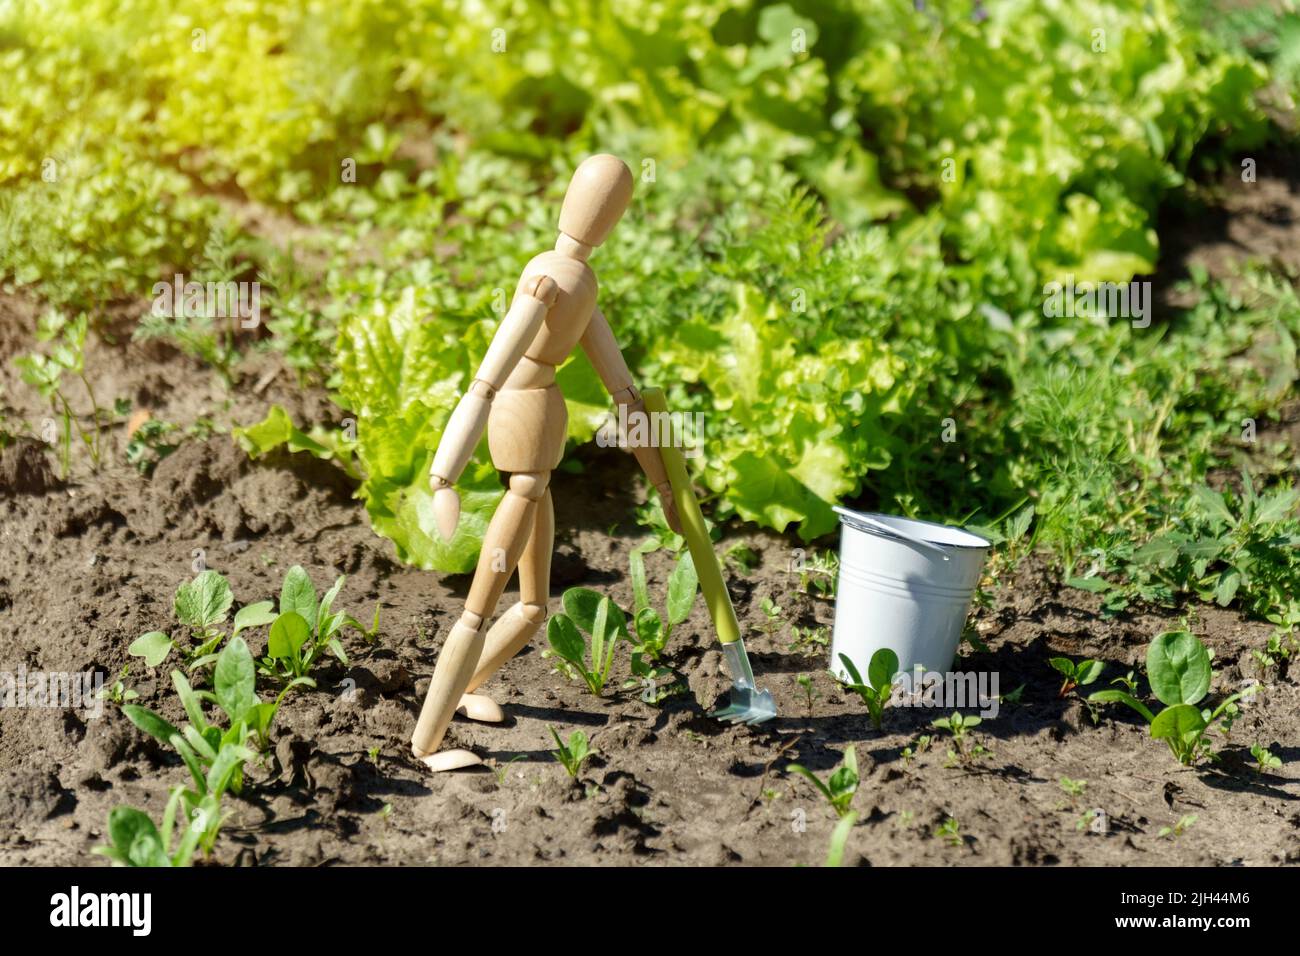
(2, 171, 1298, 865)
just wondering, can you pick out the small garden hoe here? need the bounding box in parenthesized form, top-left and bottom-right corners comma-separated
(642, 388, 777, 726)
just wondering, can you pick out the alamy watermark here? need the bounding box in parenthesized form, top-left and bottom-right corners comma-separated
(1, 667, 105, 718)
(1043, 274, 1150, 328)
(595, 406, 705, 459)
(889, 665, 1000, 719)
(151, 274, 261, 329)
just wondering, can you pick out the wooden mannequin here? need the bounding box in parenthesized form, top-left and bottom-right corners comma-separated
(411, 155, 683, 771)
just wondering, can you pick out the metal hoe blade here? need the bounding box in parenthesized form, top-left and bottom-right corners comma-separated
(710, 638, 777, 726)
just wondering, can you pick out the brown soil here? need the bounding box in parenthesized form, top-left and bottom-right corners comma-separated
(2, 157, 1299, 868)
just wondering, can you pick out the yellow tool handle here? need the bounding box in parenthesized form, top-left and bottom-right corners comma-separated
(641, 388, 741, 645)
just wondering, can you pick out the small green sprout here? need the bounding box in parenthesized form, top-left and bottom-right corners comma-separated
(549, 727, 593, 779)
(786, 745, 859, 819)
(1049, 656, 1104, 697)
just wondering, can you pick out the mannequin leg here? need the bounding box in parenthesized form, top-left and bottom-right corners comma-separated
(465, 486, 554, 693)
(411, 472, 549, 767)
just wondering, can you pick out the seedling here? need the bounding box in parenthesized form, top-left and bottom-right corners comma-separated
(758, 596, 783, 640)
(1158, 814, 1197, 839)
(494, 754, 526, 786)
(999, 683, 1026, 706)
(15, 310, 106, 476)
(128, 569, 239, 667)
(1088, 630, 1255, 765)
(547, 588, 627, 695)
(1110, 670, 1139, 695)
(932, 711, 982, 762)
(259, 566, 369, 681)
(549, 727, 593, 779)
(935, 815, 962, 848)
(788, 625, 829, 657)
(625, 546, 697, 679)
(824, 811, 857, 867)
(795, 549, 839, 598)
(838, 649, 900, 730)
(795, 673, 818, 715)
(120, 668, 253, 860)
(97, 664, 139, 704)
(1059, 777, 1087, 799)
(93, 786, 220, 868)
(901, 735, 932, 767)
(1250, 743, 1282, 773)
(1050, 656, 1104, 697)
(125, 416, 215, 475)
(786, 745, 859, 819)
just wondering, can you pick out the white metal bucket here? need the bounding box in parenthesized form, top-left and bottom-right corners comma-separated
(829, 507, 991, 681)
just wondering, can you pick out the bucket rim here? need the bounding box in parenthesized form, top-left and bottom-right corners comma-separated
(833, 507, 992, 551)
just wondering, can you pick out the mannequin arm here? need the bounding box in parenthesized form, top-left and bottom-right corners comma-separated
(580, 306, 684, 534)
(429, 276, 558, 540)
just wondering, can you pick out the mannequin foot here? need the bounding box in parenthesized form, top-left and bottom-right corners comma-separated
(456, 692, 504, 723)
(413, 746, 484, 772)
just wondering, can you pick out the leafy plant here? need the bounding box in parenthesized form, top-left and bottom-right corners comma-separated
(549, 727, 593, 779)
(786, 745, 859, 819)
(1158, 814, 1198, 839)
(1049, 656, 1104, 697)
(14, 310, 105, 476)
(824, 811, 857, 867)
(93, 788, 216, 868)
(257, 566, 368, 681)
(1088, 630, 1254, 765)
(546, 588, 627, 695)
(97, 664, 138, 705)
(757, 596, 783, 640)
(129, 570, 236, 667)
(625, 545, 697, 679)
(934, 816, 963, 848)
(1251, 743, 1282, 773)
(838, 649, 900, 730)
(932, 711, 983, 763)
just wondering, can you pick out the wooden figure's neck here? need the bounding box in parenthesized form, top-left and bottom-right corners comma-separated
(554, 233, 593, 262)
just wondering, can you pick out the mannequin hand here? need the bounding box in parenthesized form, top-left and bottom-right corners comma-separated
(655, 480, 685, 536)
(430, 475, 461, 541)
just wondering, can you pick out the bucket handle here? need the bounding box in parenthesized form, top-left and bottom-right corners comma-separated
(833, 507, 951, 562)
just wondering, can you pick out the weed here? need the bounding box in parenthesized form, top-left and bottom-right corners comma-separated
(999, 683, 1027, 707)
(495, 755, 526, 786)
(1089, 630, 1255, 765)
(725, 544, 760, 574)
(786, 745, 858, 819)
(795, 550, 839, 598)
(838, 648, 900, 730)
(125, 415, 215, 476)
(549, 727, 593, 779)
